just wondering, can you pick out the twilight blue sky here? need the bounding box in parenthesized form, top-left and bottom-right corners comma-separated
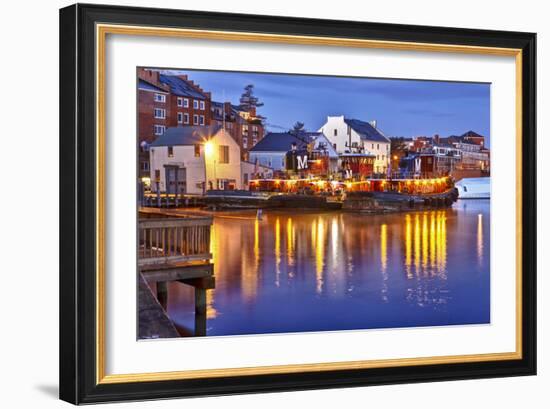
(164, 69, 491, 146)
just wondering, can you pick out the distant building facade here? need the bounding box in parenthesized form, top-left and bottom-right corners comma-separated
(211, 102, 265, 161)
(318, 116, 391, 174)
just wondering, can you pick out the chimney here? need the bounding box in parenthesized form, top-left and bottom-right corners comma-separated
(369, 120, 377, 128)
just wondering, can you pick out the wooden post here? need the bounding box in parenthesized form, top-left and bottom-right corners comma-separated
(194, 288, 207, 336)
(156, 281, 168, 310)
(156, 181, 161, 208)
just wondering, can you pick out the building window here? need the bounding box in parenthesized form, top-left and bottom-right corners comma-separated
(193, 114, 199, 125)
(199, 101, 205, 110)
(219, 145, 229, 164)
(167, 146, 174, 157)
(154, 93, 166, 103)
(252, 139, 257, 146)
(243, 173, 249, 185)
(177, 97, 183, 107)
(252, 126, 258, 132)
(183, 113, 189, 124)
(183, 98, 189, 108)
(199, 115, 205, 125)
(154, 125, 165, 135)
(194, 144, 201, 157)
(193, 100, 199, 109)
(372, 143, 374, 149)
(243, 137, 248, 149)
(333, 129, 337, 136)
(177, 112, 183, 124)
(333, 143, 337, 150)
(141, 161, 149, 171)
(377, 144, 380, 150)
(154, 108, 166, 119)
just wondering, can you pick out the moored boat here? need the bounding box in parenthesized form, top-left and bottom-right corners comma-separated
(455, 177, 490, 199)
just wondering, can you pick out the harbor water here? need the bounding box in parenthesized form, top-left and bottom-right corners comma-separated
(160, 199, 490, 336)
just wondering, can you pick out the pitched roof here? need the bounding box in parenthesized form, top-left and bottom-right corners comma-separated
(461, 130, 485, 139)
(150, 125, 222, 147)
(344, 118, 390, 143)
(138, 79, 168, 93)
(158, 75, 207, 99)
(249, 132, 308, 152)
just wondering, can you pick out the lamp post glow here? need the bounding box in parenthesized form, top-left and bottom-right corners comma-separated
(204, 140, 214, 157)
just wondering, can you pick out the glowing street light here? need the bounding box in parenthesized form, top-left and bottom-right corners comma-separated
(204, 140, 214, 156)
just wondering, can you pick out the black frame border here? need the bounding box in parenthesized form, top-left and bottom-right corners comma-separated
(59, 3, 536, 404)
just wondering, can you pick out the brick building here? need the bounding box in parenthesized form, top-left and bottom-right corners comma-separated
(211, 101, 265, 161)
(137, 68, 266, 177)
(137, 68, 212, 178)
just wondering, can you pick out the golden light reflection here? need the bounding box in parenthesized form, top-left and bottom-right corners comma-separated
(405, 214, 412, 279)
(380, 224, 387, 273)
(422, 213, 428, 273)
(331, 217, 339, 263)
(316, 218, 325, 294)
(287, 217, 294, 266)
(414, 214, 421, 275)
(403, 211, 448, 280)
(207, 224, 218, 319)
(275, 217, 281, 287)
(430, 212, 436, 269)
(477, 213, 483, 265)
(380, 224, 388, 302)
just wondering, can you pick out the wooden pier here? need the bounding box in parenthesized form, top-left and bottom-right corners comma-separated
(138, 212, 214, 337)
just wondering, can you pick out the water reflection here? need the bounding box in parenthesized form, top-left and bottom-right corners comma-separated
(164, 200, 491, 336)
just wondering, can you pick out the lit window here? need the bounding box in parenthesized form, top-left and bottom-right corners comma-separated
(154, 93, 166, 103)
(153, 108, 165, 119)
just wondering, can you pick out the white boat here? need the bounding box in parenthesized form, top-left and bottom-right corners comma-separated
(455, 177, 490, 199)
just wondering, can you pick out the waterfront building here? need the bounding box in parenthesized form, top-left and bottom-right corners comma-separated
(318, 115, 391, 174)
(211, 101, 265, 161)
(149, 125, 243, 194)
(249, 131, 338, 176)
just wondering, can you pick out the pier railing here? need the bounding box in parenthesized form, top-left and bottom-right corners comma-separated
(138, 216, 213, 267)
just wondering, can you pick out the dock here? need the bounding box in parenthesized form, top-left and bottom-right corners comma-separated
(138, 212, 215, 337)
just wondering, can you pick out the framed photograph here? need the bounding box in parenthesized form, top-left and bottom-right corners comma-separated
(59, 3, 536, 404)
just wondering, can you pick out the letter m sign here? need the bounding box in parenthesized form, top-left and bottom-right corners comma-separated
(297, 155, 308, 170)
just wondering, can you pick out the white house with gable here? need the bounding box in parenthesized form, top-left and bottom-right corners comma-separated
(149, 125, 243, 194)
(319, 115, 391, 173)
